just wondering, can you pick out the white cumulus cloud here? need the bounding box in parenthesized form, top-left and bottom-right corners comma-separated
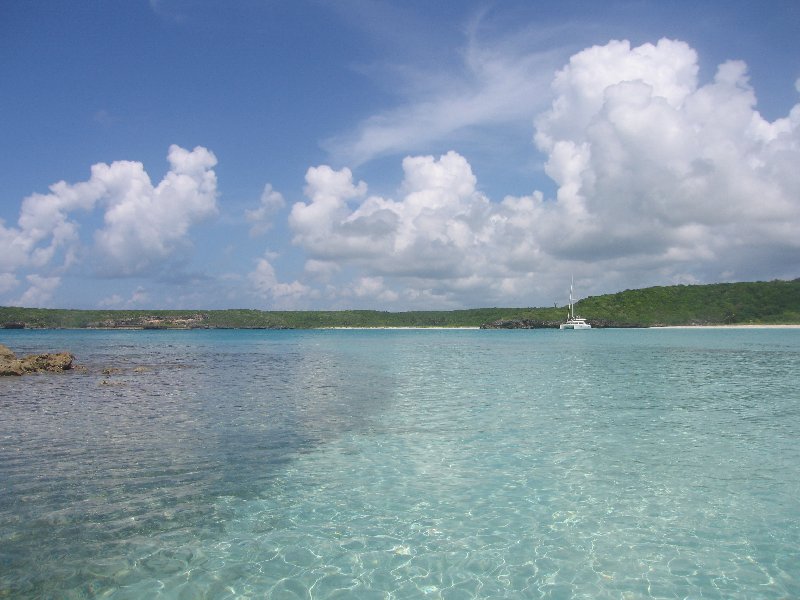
(0, 145, 218, 303)
(289, 38, 800, 307)
(12, 275, 61, 308)
(249, 253, 313, 308)
(98, 286, 151, 308)
(532, 38, 800, 277)
(288, 151, 512, 304)
(245, 183, 286, 237)
(0, 273, 19, 295)
(348, 277, 399, 303)
(94, 145, 218, 275)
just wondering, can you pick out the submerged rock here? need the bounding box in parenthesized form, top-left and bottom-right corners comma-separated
(0, 343, 75, 376)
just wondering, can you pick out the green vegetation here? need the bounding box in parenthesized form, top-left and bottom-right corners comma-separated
(577, 279, 800, 326)
(0, 279, 798, 329)
(0, 306, 560, 329)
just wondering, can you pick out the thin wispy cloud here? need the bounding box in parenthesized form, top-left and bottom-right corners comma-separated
(323, 11, 567, 166)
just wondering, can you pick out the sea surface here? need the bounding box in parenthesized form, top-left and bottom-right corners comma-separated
(1, 328, 798, 599)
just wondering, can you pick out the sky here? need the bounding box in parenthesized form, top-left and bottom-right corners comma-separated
(1, 0, 799, 311)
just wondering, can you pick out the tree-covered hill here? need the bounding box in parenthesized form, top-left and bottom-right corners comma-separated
(576, 279, 800, 326)
(0, 279, 797, 329)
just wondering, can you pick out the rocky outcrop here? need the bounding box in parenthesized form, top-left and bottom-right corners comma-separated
(0, 344, 75, 376)
(87, 313, 209, 329)
(584, 318, 646, 328)
(480, 319, 561, 329)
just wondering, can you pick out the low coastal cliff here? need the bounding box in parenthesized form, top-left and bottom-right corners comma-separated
(480, 319, 561, 329)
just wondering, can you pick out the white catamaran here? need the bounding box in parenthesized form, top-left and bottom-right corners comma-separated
(560, 277, 591, 330)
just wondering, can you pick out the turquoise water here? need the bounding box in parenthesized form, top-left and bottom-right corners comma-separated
(1, 328, 798, 599)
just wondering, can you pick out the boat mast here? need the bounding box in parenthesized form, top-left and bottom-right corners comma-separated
(569, 275, 574, 320)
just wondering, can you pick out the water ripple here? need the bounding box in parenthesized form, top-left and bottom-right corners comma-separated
(0, 328, 798, 598)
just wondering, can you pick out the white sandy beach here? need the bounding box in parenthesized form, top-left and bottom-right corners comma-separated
(653, 324, 800, 329)
(321, 326, 481, 330)
(322, 325, 799, 330)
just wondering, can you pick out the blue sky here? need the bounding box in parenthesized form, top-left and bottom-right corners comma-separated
(2, 0, 799, 310)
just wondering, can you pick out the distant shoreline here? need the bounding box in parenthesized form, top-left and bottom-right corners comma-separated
(652, 324, 800, 329)
(328, 325, 800, 330)
(3, 325, 797, 331)
(2, 279, 798, 329)
(320, 326, 481, 330)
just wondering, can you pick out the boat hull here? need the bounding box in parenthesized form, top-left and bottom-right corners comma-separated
(560, 320, 591, 330)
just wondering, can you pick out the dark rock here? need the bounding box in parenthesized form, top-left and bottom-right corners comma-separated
(480, 319, 560, 329)
(582, 319, 646, 328)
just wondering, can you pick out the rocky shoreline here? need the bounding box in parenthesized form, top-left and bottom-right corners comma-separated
(0, 344, 75, 376)
(480, 318, 646, 329)
(480, 319, 561, 329)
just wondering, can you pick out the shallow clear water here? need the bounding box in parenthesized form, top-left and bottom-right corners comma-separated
(1, 328, 798, 599)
